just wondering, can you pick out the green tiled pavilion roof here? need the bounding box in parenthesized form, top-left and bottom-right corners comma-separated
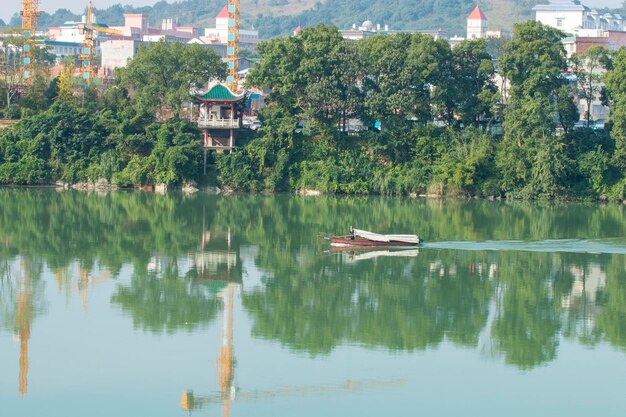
(193, 84, 245, 102)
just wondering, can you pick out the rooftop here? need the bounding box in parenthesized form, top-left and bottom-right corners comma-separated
(532, 2, 590, 12)
(44, 40, 82, 47)
(217, 6, 229, 19)
(193, 83, 246, 102)
(468, 6, 487, 21)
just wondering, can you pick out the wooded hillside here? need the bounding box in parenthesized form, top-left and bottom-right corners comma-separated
(5, 0, 548, 38)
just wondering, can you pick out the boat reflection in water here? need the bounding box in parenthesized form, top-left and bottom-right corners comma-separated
(327, 246, 419, 262)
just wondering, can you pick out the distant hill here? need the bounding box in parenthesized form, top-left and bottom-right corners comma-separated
(9, 0, 607, 39)
(253, 0, 546, 38)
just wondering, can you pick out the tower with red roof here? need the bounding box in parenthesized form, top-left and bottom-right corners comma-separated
(467, 5, 487, 39)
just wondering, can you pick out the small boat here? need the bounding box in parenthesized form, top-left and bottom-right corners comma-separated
(325, 227, 422, 247)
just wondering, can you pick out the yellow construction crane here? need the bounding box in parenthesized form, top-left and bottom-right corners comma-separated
(226, 0, 240, 92)
(79, 0, 122, 86)
(77, 266, 112, 311)
(16, 260, 32, 396)
(21, 0, 41, 79)
(181, 376, 404, 414)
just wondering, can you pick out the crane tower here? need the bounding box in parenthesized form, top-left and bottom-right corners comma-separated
(80, 0, 122, 87)
(21, 0, 40, 79)
(226, 0, 240, 91)
(80, 0, 96, 86)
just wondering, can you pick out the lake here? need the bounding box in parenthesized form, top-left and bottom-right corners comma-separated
(1, 189, 626, 416)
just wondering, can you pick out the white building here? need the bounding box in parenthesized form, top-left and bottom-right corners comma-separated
(467, 5, 487, 39)
(339, 20, 393, 40)
(47, 14, 112, 44)
(202, 6, 259, 50)
(108, 14, 197, 42)
(100, 39, 141, 71)
(46, 15, 116, 62)
(43, 40, 82, 61)
(533, 1, 624, 35)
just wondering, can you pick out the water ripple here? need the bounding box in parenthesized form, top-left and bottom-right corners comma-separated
(422, 238, 626, 254)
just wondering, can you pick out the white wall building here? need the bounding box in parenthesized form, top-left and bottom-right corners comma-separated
(467, 5, 487, 39)
(100, 39, 141, 71)
(47, 14, 112, 44)
(202, 6, 259, 50)
(533, 1, 624, 34)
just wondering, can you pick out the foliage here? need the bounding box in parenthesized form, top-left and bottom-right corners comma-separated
(218, 24, 626, 200)
(604, 48, 626, 172)
(117, 40, 225, 117)
(112, 118, 204, 186)
(570, 46, 610, 127)
(1, 23, 624, 200)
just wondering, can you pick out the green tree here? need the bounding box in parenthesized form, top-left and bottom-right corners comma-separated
(570, 46, 609, 127)
(247, 24, 361, 128)
(442, 38, 498, 128)
(555, 85, 579, 135)
(357, 33, 450, 128)
(500, 21, 567, 99)
(56, 58, 77, 103)
(497, 21, 569, 197)
(603, 48, 626, 171)
(0, 33, 25, 114)
(117, 40, 225, 117)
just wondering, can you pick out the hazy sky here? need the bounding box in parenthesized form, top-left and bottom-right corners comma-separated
(2, 0, 625, 25)
(2, 0, 157, 22)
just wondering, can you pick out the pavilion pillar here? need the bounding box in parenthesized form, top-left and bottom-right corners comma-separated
(229, 104, 234, 148)
(204, 103, 210, 147)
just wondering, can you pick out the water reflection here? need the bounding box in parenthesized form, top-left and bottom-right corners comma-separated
(111, 221, 240, 334)
(327, 247, 420, 262)
(181, 282, 238, 416)
(0, 189, 625, 403)
(0, 256, 47, 395)
(182, 377, 404, 415)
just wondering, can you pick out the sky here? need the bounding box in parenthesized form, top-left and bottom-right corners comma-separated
(2, 0, 157, 23)
(2, 0, 625, 25)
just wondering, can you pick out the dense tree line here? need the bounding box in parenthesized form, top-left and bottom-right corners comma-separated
(2, 22, 626, 198)
(216, 22, 626, 200)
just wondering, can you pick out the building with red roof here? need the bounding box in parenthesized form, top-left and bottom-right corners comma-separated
(467, 5, 487, 39)
(202, 5, 259, 51)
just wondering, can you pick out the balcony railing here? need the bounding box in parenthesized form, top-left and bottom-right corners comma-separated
(197, 117, 241, 129)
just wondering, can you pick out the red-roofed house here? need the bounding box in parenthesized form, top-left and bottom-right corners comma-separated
(467, 5, 487, 39)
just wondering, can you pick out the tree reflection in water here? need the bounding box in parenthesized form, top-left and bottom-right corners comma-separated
(0, 189, 625, 372)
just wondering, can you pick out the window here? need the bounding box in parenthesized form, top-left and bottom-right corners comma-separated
(556, 18, 564, 28)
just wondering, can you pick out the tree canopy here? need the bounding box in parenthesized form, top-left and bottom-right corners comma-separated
(117, 40, 225, 117)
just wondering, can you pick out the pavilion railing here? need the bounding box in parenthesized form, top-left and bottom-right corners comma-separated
(197, 117, 240, 129)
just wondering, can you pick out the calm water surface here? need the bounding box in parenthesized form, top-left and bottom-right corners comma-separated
(1, 189, 626, 416)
